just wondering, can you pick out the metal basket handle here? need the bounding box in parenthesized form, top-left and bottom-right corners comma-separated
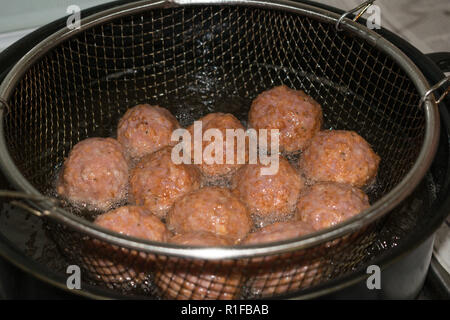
(419, 76, 450, 108)
(336, 0, 376, 31)
(0, 190, 58, 217)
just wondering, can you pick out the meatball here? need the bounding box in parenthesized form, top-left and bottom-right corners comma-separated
(248, 85, 323, 153)
(295, 182, 370, 230)
(117, 104, 180, 160)
(243, 221, 319, 297)
(243, 220, 315, 244)
(94, 205, 170, 241)
(166, 186, 252, 242)
(130, 147, 201, 219)
(187, 112, 247, 179)
(301, 130, 380, 187)
(155, 232, 242, 299)
(86, 206, 170, 284)
(231, 156, 305, 224)
(57, 137, 128, 211)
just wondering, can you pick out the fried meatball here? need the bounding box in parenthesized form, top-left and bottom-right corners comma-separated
(243, 221, 319, 297)
(301, 130, 380, 187)
(86, 206, 170, 285)
(231, 156, 305, 224)
(166, 186, 252, 242)
(117, 104, 180, 160)
(248, 85, 323, 153)
(243, 220, 315, 244)
(295, 182, 370, 230)
(130, 147, 201, 219)
(94, 205, 170, 241)
(187, 112, 247, 179)
(57, 137, 128, 211)
(155, 232, 242, 299)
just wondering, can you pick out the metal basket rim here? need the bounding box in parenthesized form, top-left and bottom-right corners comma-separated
(0, 0, 440, 259)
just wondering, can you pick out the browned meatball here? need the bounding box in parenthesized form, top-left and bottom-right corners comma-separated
(249, 85, 323, 153)
(243, 220, 315, 244)
(166, 186, 252, 242)
(187, 113, 247, 179)
(117, 104, 180, 160)
(94, 205, 170, 241)
(231, 156, 305, 224)
(301, 130, 380, 187)
(295, 182, 370, 230)
(86, 206, 170, 284)
(155, 231, 242, 300)
(243, 221, 319, 297)
(129, 147, 201, 219)
(57, 137, 128, 211)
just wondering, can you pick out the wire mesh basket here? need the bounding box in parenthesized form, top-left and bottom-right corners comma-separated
(0, 0, 440, 299)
